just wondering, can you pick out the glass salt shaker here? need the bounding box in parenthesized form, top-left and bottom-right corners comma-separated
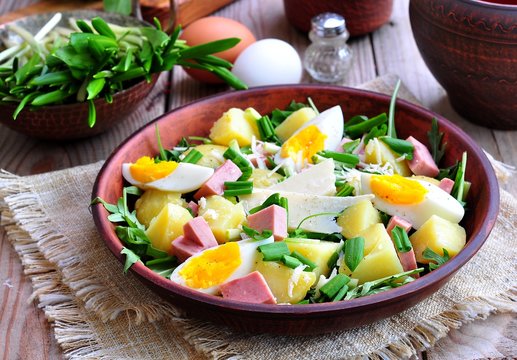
(303, 13, 353, 83)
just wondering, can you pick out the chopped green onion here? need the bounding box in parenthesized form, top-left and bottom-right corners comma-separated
(346, 113, 387, 139)
(391, 226, 412, 253)
(223, 180, 253, 196)
(336, 183, 354, 197)
(327, 251, 340, 269)
(319, 274, 350, 299)
(249, 193, 288, 214)
(380, 137, 414, 160)
(332, 285, 349, 302)
(427, 118, 446, 165)
(451, 151, 467, 205)
(345, 236, 364, 271)
(257, 115, 281, 144)
(281, 254, 303, 269)
(317, 150, 359, 168)
(223, 147, 252, 181)
(363, 124, 387, 145)
(290, 250, 317, 271)
(258, 242, 290, 261)
(343, 115, 368, 130)
(181, 149, 203, 164)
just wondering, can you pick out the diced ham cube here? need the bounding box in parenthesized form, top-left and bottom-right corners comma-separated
(439, 178, 455, 194)
(246, 205, 287, 241)
(194, 160, 242, 200)
(170, 235, 205, 262)
(187, 201, 199, 216)
(406, 136, 439, 177)
(386, 215, 412, 235)
(220, 271, 276, 304)
(398, 248, 419, 275)
(170, 217, 218, 262)
(183, 216, 218, 247)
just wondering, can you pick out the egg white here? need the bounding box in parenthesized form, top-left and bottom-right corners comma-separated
(122, 162, 214, 193)
(170, 236, 274, 295)
(274, 105, 344, 169)
(360, 173, 465, 229)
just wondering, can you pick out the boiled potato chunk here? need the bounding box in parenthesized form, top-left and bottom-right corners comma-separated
(135, 189, 187, 227)
(145, 203, 193, 253)
(337, 200, 381, 239)
(244, 107, 261, 138)
(339, 223, 403, 283)
(250, 168, 283, 188)
(365, 138, 412, 176)
(285, 238, 340, 278)
(199, 195, 246, 243)
(410, 215, 466, 263)
(209, 108, 260, 147)
(412, 175, 440, 186)
(256, 260, 316, 304)
(183, 144, 227, 169)
(275, 107, 317, 142)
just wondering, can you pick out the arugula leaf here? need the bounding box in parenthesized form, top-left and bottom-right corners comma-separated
(120, 247, 141, 273)
(242, 225, 273, 241)
(342, 138, 360, 154)
(422, 247, 450, 270)
(427, 118, 446, 165)
(451, 151, 467, 205)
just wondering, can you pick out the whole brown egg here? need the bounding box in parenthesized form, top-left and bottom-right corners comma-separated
(180, 17, 256, 84)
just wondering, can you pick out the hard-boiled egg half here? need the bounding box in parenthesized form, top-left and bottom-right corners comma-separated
(122, 156, 214, 193)
(274, 105, 344, 170)
(360, 173, 465, 229)
(170, 236, 274, 295)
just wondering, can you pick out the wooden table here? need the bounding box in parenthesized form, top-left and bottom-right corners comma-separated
(1, 0, 515, 359)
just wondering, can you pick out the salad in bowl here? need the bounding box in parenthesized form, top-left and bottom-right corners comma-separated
(93, 83, 471, 306)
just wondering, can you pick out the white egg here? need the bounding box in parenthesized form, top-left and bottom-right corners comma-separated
(122, 158, 214, 193)
(274, 105, 344, 170)
(232, 39, 303, 87)
(170, 236, 274, 295)
(360, 173, 465, 229)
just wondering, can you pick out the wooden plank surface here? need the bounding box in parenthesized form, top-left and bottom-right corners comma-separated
(0, 0, 515, 359)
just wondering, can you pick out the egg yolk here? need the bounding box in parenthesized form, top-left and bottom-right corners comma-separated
(280, 125, 327, 164)
(370, 174, 428, 205)
(178, 242, 241, 289)
(130, 156, 178, 183)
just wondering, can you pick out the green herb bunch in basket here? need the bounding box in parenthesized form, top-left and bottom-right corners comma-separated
(0, 13, 246, 128)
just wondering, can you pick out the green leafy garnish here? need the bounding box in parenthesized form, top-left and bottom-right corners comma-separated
(451, 151, 467, 205)
(380, 137, 414, 160)
(422, 247, 450, 270)
(248, 193, 288, 214)
(427, 117, 446, 165)
(120, 247, 141, 273)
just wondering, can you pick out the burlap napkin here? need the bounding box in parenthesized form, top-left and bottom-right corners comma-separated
(1, 78, 516, 359)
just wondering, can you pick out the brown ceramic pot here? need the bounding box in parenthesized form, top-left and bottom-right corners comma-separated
(410, 0, 517, 129)
(92, 85, 499, 335)
(283, 0, 394, 37)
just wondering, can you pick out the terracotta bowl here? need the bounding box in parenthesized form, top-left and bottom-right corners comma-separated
(92, 85, 499, 335)
(0, 11, 157, 140)
(283, 0, 394, 37)
(409, 0, 517, 129)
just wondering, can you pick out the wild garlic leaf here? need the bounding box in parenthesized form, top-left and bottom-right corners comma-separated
(121, 247, 141, 273)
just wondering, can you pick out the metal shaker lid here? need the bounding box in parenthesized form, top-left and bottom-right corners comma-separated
(311, 12, 346, 37)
